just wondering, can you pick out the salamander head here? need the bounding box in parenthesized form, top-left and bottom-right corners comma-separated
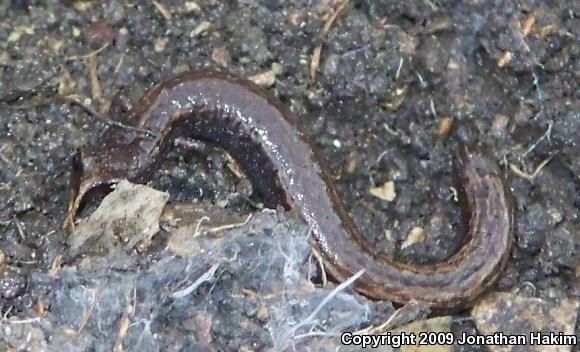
(63, 143, 144, 232)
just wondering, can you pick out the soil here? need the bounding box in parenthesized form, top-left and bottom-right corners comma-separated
(0, 1, 578, 351)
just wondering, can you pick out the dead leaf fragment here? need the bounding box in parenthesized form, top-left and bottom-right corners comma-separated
(69, 180, 169, 256)
(401, 226, 426, 249)
(369, 181, 396, 202)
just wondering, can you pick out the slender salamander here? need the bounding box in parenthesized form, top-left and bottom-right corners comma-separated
(65, 70, 514, 310)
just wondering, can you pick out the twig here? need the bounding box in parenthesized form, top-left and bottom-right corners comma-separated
(310, 1, 350, 80)
(2, 306, 13, 319)
(113, 299, 134, 352)
(522, 121, 552, 157)
(310, 46, 322, 81)
(207, 214, 253, 234)
(49, 253, 63, 276)
(416, 71, 426, 87)
(429, 98, 437, 117)
(114, 53, 125, 74)
(509, 154, 556, 181)
(193, 216, 210, 237)
(395, 57, 404, 80)
(383, 123, 400, 137)
(13, 217, 26, 240)
(62, 96, 158, 137)
(65, 42, 110, 61)
(88, 54, 102, 102)
(152, 0, 172, 21)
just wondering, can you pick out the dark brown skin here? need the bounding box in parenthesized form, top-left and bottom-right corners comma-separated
(65, 70, 514, 310)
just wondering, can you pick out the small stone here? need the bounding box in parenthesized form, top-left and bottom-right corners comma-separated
(247, 63, 283, 87)
(7, 26, 34, 42)
(183, 2, 201, 14)
(436, 117, 453, 138)
(191, 21, 211, 37)
(256, 305, 269, 320)
(211, 45, 231, 67)
(154, 37, 168, 52)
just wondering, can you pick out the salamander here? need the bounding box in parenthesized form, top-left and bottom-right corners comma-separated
(65, 70, 514, 310)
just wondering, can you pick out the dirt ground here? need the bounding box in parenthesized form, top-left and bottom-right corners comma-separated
(0, 1, 578, 351)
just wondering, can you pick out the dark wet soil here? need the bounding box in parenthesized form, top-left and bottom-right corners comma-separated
(0, 1, 578, 351)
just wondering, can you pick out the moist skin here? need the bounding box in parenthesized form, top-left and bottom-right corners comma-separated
(66, 70, 514, 310)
